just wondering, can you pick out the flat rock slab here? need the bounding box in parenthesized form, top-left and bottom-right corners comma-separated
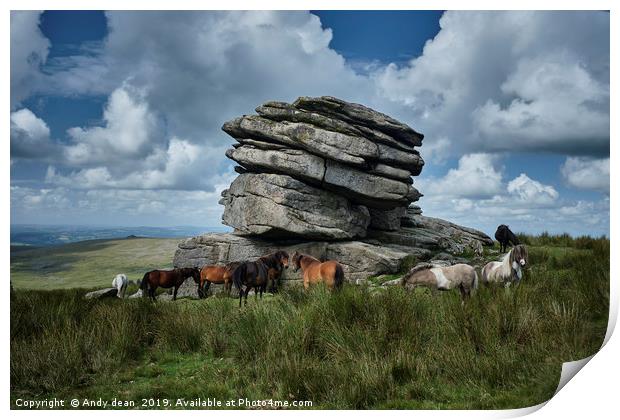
(293, 96, 424, 147)
(368, 214, 494, 254)
(84, 288, 118, 299)
(227, 145, 420, 208)
(221, 173, 370, 240)
(256, 101, 419, 153)
(223, 115, 424, 174)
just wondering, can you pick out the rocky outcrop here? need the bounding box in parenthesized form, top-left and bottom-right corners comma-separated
(221, 96, 426, 238)
(172, 96, 493, 289)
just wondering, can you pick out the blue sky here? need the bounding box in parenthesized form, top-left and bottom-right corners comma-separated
(10, 11, 610, 236)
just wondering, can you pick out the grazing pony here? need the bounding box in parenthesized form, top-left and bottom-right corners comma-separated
(291, 251, 344, 290)
(495, 224, 520, 253)
(258, 250, 289, 293)
(482, 244, 528, 287)
(232, 260, 269, 307)
(112, 273, 128, 298)
(140, 267, 200, 301)
(198, 262, 240, 298)
(401, 263, 478, 300)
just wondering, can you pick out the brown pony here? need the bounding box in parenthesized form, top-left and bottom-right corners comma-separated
(258, 250, 289, 293)
(198, 262, 241, 298)
(232, 260, 269, 307)
(291, 251, 344, 290)
(140, 267, 200, 301)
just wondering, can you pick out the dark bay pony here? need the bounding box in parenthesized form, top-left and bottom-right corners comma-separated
(140, 267, 200, 301)
(232, 260, 269, 307)
(198, 262, 240, 298)
(495, 224, 520, 253)
(258, 250, 289, 293)
(291, 251, 344, 290)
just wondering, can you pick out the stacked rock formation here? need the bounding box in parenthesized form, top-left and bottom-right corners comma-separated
(174, 96, 492, 295)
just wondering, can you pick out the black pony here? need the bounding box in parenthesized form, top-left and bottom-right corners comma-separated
(232, 260, 269, 307)
(495, 224, 520, 253)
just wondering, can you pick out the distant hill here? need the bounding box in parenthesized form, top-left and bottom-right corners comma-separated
(10, 237, 182, 290)
(10, 224, 230, 247)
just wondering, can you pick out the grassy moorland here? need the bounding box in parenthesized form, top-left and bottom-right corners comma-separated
(10, 238, 180, 290)
(10, 235, 609, 409)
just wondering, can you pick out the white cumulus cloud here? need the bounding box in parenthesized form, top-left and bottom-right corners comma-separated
(10, 11, 50, 106)
(420, 153, 503, 198)
(10, 108, 56, 158)
(507, 173, 559, 206)
(375, 11, 609, 157)
(561, 157, 610, 193)
(63, 85, 162, 166)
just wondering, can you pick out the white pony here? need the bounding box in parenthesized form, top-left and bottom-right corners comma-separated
(401, 263, 479, 300)
(112, 273, 128, 298)
(481, 245, 528, 287)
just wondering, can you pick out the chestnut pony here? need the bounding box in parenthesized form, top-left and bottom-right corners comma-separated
(291, 251, 344, 290)
(258, 250, 289, 293)
(140, 267, 200, 301)
(198, 262, 240, 298)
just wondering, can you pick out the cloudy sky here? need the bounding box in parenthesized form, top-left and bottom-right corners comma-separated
(10, 10, 609, 236)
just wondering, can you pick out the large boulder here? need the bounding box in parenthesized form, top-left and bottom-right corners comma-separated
(220, 173, 370, 240)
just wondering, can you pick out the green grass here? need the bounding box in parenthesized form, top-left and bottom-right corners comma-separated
(10, 238, 180, 289)
(10, 236, 609, 409)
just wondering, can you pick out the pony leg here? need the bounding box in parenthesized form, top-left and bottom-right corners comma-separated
(204, 281, 211, 297)
(245, 286, 251, 306)
(173, 285, 179, 301)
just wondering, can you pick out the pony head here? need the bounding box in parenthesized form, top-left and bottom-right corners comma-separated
(291, 251, 302, 272)
(182, 267, 201, 283)
(276, 250, 290, 269)
(510, 244, 528, 268)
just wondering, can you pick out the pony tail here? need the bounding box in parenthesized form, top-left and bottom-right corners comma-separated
(258, 261, 268, 279)
(473, 270, 479, 291)
(140, 272, 150, 291)
(232, 264, 246, 291)
(334, 264, 344, 290)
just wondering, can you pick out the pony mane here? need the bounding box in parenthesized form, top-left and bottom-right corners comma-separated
(408, 262, 435, 274)
(495, 249, 515, 278)
(402, 262, 435, 283)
